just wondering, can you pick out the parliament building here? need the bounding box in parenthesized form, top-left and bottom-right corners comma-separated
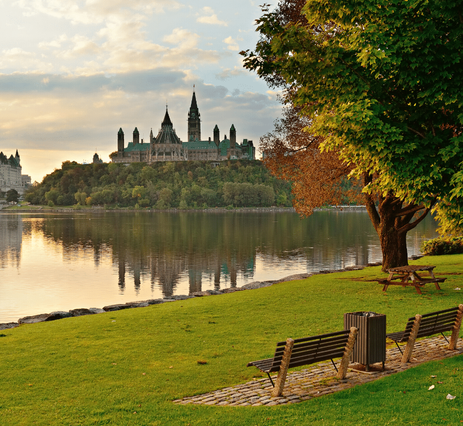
(110, 91, 255, 164)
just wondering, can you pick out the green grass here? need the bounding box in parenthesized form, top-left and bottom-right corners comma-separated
(1, 254, 462, 425)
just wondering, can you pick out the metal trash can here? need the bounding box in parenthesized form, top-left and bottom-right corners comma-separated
(344, 311, 386, 371)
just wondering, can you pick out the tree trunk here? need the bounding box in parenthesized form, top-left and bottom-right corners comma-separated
(378, 221, 409, 271)
(363, 179, 431, 272)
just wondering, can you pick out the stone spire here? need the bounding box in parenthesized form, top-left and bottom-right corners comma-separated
(162, 107, 173, 127)
(133, 127, 140, 145)
(230, 124, 236, 148)
(213, 124, 220, 147)
(187, 87, 201, 141)
(118, 128, 125, 153)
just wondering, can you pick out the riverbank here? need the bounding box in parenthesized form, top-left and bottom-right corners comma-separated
(1, 254, 462, 425)
(0, 204, 367, 213)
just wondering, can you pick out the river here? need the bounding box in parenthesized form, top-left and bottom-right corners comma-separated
(0, 209, 438, 322)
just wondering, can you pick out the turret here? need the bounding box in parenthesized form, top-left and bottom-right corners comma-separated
(118, 128, 125, 153)
(213, 125, 220, 147)
(150, 128, 154, 143)
(133, 127, 139, 145)
(230, 124, 236, 149)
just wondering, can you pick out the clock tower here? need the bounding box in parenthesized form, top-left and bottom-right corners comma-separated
(187, 88, 201, 141)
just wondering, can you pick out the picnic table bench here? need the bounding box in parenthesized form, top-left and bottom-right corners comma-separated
(247, 327, 358, 397)
(386, 305, 463, 363)
(378, 265, 446, 294)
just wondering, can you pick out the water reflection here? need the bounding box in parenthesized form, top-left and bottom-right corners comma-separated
(0, 214, 23, 268)
(0, 211, 438, 322)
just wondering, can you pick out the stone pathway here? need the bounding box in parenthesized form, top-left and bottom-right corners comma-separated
(174, 336, 463, 407)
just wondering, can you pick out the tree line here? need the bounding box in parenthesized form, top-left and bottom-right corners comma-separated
(25, 160, 301, 209)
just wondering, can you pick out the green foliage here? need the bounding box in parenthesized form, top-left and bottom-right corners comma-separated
(242, 0, 463, 233)
(421, 237, 463, 256)
(25, 160, 294, 209)
(6, 189, 19, 203)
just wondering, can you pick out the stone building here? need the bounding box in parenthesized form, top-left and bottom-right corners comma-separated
(111, 90, 255, 164)
(0, 150, 31, 195)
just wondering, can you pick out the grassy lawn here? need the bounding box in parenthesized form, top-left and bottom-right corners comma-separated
(0, 254, 462, 425)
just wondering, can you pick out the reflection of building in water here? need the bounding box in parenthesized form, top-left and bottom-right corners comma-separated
(113, 245, 255, 297)
(115, 251, 186, 297)
(0, 215, 22, 268)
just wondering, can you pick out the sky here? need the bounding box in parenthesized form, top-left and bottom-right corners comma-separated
(0, 0, 281, 182)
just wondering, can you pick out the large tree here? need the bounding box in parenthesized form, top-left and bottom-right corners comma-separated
(243, 0, 463, 270)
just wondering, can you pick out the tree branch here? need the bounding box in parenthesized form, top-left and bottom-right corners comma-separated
(398, 207, 431, 234)
(395, 203, 427, 217)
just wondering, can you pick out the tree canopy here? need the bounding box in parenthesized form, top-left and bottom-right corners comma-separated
(6, 189, 19, 203)
(24, 160, 299, 209)
(243, 0, 463, 225)
(242, 0, 463, 269)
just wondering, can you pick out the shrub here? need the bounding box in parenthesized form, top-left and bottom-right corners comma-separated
(421, 237, 463, 255)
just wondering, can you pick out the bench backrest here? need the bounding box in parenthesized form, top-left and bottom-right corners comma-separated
(402, 306, 459, 341)
(268, 329, 351, 373)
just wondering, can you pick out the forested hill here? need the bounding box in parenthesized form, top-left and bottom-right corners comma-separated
(25, 160, 294, 209)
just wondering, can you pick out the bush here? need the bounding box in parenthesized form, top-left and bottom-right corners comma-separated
(421, 237, 463, 255)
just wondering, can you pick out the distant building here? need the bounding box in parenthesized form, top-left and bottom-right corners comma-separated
(111, 90, 255, 164)
(92, 153, 103, 164)
(0, 150, 31, 195)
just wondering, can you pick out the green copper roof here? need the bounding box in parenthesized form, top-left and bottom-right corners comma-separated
(182, 140, 219, 150)
(219, 139, 230, 156)
(123, 142, 151, 153)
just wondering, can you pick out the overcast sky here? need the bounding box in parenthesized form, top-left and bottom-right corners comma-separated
(0, 0, 281, 182)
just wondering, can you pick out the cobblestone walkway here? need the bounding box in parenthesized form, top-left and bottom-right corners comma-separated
(174, 336, 463, 407)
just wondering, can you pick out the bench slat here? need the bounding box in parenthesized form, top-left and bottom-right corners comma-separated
(419, 307, 458, 318)
(419, 312, 457, 324)
(274, 335, 349, 354)
(416, 324, 455, 338)
(275, 330, 350, 346)
(271, 343, 348, 365)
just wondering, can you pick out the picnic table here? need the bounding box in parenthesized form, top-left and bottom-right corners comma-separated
(378, 265, 446, 295)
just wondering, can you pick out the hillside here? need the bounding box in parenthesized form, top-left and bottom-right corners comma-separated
(25, 160, 294, 209)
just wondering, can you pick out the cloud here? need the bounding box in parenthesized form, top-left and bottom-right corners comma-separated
(61, 35, 101, 58)
(197, 7, 227, 26)
(0, 69, 186, 93)
(15, 0, 182, 25)
(223, 36, 239, 51)
(163, 28, 200, 50)
(216, 67, 247, 80)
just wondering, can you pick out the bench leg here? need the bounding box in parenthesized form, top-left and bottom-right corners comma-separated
(449, 304, 463, 350)
(336, 327, 358, 380)
(402, 314, 422, 363)
(272, 338, 294, 397)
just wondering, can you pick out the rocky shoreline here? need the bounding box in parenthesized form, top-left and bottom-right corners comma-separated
(0, 264, 384, 331)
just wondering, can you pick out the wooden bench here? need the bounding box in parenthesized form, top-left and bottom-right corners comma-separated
(247, 327, 358, 397)
(386, 305, 463, 363)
